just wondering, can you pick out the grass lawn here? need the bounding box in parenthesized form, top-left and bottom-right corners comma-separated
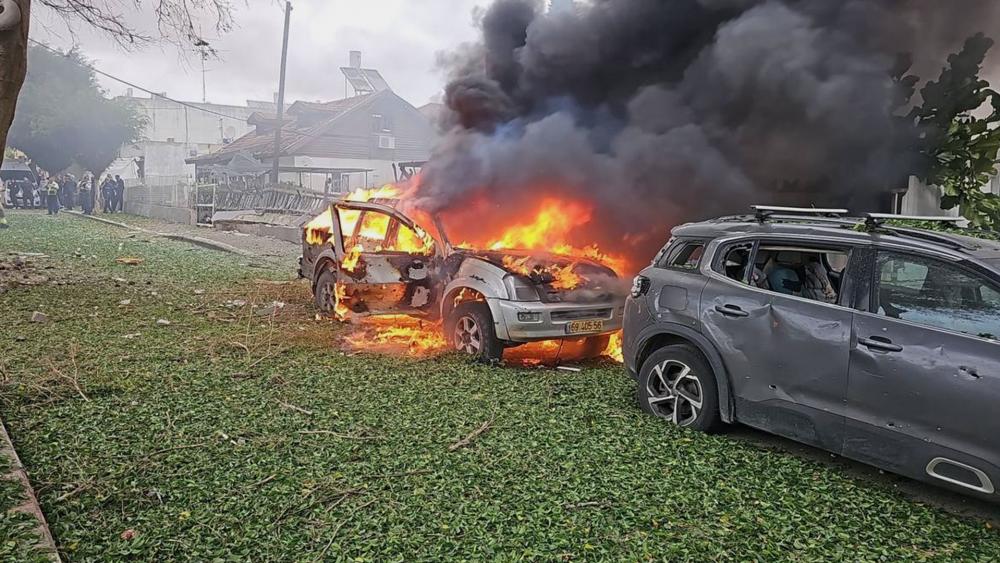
(1, 211, 998, 561)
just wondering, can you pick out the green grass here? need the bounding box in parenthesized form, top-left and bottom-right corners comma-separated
(1, 211, 998, 561)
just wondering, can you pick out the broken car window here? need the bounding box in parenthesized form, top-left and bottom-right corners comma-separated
(385, 223, 433, 255)
(753, 245, 847, 304)
(876, 252, 1000, 340)
(715, 242, 754, 284)
(663, 242, 705, 270)
(352, 211, 392, 252)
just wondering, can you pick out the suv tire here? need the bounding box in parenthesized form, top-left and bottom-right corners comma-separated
(446, 302, 504, 363)
(637, 344, 721, 433)
(314, 267, 338, 315)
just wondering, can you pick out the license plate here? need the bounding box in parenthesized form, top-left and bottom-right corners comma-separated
(566, 320, 604, 334)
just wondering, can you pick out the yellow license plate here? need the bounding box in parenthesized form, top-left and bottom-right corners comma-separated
(566, 320, 604, 334)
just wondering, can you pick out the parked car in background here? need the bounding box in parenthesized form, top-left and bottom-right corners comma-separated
(624, 206, 1000, 502)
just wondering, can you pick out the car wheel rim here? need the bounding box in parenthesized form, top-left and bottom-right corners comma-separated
(454, 316, 483, 355)
(646, 360, 703, 427)
(319, 282, 336, 313)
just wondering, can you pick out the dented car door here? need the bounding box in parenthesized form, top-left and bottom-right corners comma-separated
(701, 237, 857, 453)
(332, 201, 441, 316)
(844, 248, 1000, 498)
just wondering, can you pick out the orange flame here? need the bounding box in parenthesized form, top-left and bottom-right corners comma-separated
(342, 316, 448, 357)
(502, 255, 584, 290)
(483, 199, 628, 276)
(605, 332, 623, 363)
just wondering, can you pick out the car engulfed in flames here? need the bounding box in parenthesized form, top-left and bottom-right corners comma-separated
(299, 186, 626, 362)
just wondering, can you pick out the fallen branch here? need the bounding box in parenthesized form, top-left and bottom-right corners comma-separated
(250, 474, 277, 489)
(145, 442, 208, 459)
(278, 400, 314, 416)
(46, 345, 90, 402)
(314, 498, 378, 562)
(448, 418, 493, 452)
(297, 430, 380, 441)
(364, 469, 432, 480)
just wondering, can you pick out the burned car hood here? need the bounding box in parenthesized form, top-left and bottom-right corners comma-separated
(457, 249, 626, 302)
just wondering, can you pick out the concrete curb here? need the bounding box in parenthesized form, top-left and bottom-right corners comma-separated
(0, 417, 61, 562)
(65, 211, 272, 262)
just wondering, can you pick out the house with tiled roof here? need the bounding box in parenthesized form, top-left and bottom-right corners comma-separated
(188, 88, 436, 193)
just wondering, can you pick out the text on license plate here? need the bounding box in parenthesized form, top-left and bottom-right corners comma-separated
(566, 320, 604, 334)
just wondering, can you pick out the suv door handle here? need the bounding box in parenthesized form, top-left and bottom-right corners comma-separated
(715, 304, 750, 318)
(859, 336, 903, 353)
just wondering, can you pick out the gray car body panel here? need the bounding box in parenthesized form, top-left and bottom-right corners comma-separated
(625, 217, 1000, 502)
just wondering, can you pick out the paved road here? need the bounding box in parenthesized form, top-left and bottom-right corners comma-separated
(73, 212, 301, 271)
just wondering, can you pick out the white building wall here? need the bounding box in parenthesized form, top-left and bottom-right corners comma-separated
(901, 173, 1000, 216)
(119, 94, 275, 189)
(286, 156, 396, 194)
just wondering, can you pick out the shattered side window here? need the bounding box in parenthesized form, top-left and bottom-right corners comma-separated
(352, 211, 391, 252)
(662, 242, 705, 270)
(876, 252, 1000, 340)
(714, 242, 754, 284)
(385, 223, 433, 255)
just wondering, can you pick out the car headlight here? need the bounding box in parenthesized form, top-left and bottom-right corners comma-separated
(504, 275, 541, 302)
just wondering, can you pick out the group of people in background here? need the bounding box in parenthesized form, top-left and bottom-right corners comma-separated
(1, 172, 126, 218)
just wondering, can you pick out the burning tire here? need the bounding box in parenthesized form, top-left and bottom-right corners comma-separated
(314, 267, 338, 315)
(446, 302, 503, 363)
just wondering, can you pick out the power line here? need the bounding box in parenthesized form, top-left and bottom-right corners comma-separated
(28, 38, 251, 122)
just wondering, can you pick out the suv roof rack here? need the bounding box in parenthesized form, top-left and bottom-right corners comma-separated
(863, 213, 978, 251)
(863, 213, 964, 231)
(752, 205, 849, 223)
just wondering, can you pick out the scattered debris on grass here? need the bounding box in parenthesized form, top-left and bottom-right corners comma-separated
(448, 418, 494, 452)
(29, 312, 48, 323)
(115, 257, 144, 265)
(277, 400, 314, 416)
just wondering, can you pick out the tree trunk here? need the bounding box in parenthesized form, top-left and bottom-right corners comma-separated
(0, 0, 30, 170)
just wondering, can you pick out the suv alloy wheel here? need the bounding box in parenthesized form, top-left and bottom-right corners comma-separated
(637, 344, 721, 432)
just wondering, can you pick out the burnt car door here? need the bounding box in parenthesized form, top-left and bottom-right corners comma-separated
(701, 237, 860, 452)
(845, 248, 1000, 498)
(331, 201, 442, 316)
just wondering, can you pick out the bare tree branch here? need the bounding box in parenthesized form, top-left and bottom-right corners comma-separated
(35, 0, 237, 50)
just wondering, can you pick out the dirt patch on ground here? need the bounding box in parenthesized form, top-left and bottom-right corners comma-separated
(0, 254, 63, 295)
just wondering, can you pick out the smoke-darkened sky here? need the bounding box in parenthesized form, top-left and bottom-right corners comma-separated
(30, 0, 489, 107)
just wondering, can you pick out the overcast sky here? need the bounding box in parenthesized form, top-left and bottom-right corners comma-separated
(30, 0, 489, 108)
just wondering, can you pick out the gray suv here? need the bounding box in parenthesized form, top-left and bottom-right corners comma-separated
(623, 207, 1000, 502)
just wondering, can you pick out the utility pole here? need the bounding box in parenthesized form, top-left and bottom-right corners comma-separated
(272, 1, 293, 186)
(194, 38, 211, 104)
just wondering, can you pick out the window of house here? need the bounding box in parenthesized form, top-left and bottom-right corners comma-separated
(751, 244, 850, 305)
(371, 113, 393, 133)
(660, 242, 705, 270)
(876, 252, 1000, 340)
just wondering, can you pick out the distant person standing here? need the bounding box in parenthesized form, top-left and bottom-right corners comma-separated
(101, 176, 114, 213)
(78, 173, 94, 215)
(114, 175, 126, 212)
(0, 180, 9, 228)
(45, 178, 61, 215)
(20, 179, 34, 209)
(61, 174, 76, 210)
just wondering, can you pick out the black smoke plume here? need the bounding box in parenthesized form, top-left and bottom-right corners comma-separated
(416, 0, 1000, 266)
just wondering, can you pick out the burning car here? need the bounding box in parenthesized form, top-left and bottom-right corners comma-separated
(298, 189, 625, 362)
